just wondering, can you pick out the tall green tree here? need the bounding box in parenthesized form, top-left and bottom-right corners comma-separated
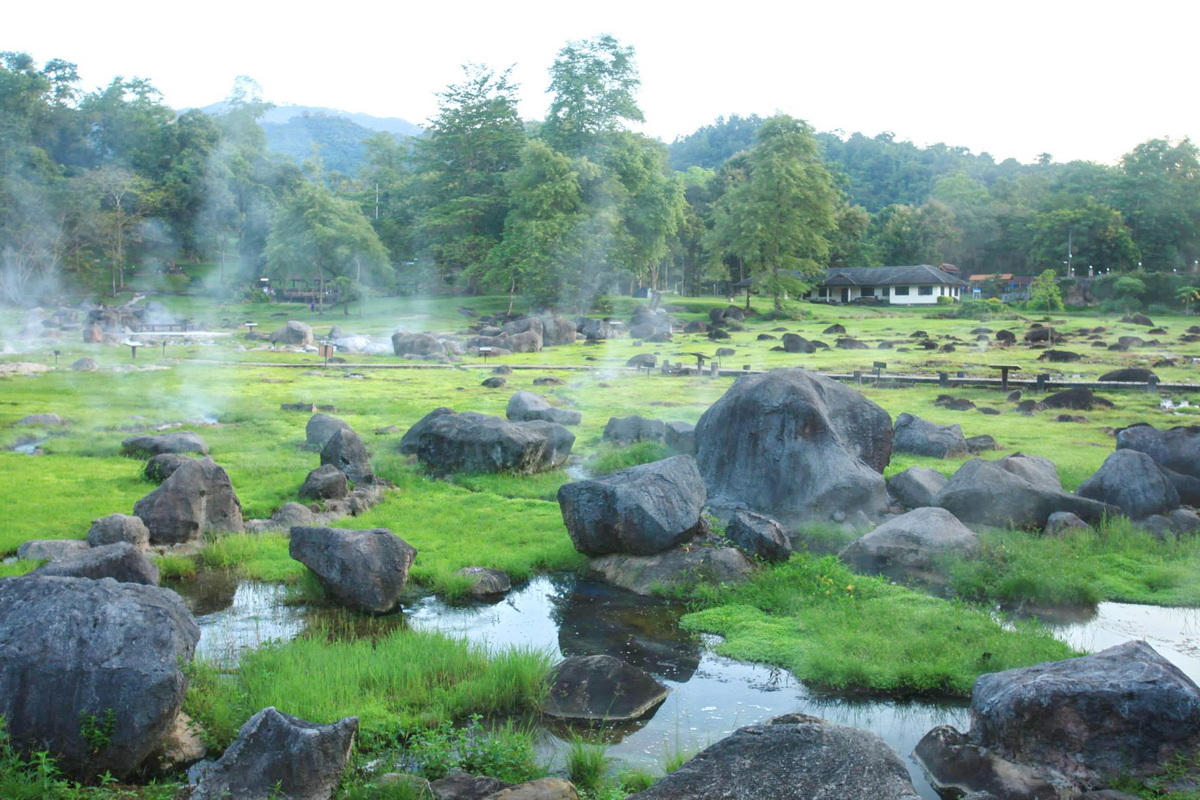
(1114, 138, 1200, 271)
(1030, 200, 1140, 274)
(265, 179, 392, 311)
(871, 201, 958, 266)
(412, 64, 525, 289)
(541, 34, 642, 156)
(710, 115, 839, 310)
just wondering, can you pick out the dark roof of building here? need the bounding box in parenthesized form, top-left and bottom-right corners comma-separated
(820, 265, 969, 287)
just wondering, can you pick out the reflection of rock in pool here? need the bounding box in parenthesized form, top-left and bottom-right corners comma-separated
(168, 568, 240, 615)
(551, 578, 701, 682)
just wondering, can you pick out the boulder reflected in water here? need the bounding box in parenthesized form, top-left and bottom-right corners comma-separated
(551, 578, 701, 683)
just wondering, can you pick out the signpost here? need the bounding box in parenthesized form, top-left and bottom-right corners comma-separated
(479, 346, 493, 364)
(318, 341, 335, 368)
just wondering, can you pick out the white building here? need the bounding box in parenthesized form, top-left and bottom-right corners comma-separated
(805, 265, 968, 305)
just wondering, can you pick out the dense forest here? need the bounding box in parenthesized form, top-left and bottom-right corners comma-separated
(2, 39, 1199, 311)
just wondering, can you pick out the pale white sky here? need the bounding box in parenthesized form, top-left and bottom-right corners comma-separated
(7, 0, 1197, 165)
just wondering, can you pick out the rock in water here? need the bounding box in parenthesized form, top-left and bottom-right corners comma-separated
(190, 707, 357, 800)
(542, 655, 669, 721)
(928, 640, 1200, 790)
(695, 369, 892, 524)
(838, 507, 978, 584)
(289, 527, 416, 613)
(1077, 449, 1180, 519)
(417, 412, 574, 474)
(133, 457, 244, 544)
(558, 455, 707, 556)
(0, 576, 199, 781)
(627, 715, 920, 800)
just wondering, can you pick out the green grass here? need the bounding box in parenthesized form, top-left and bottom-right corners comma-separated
(565, 738, 611, 795)
(680, 555, 1077, 696)
(947, 517, 1200, 607)
(588, 441, 674, 475)
(185, 623, 552, 747)
(198, 533, 307, 583)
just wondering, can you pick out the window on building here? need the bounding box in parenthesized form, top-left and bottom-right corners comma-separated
(818, 287, 828, 298)
(861, 286, 875, 297)
(882, 286, 890, 297)
(918, 286, 933, 296)
(894, 286, 910, 296)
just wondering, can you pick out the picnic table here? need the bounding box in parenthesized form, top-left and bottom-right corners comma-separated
(989, 364, 1022, 391)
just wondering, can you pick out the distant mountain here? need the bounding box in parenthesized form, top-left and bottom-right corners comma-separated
(196, 103, 422, 175)
(198, 103, 422, 137)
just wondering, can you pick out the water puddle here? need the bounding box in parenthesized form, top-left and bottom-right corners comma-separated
(172, 571, 1199, 799)
(1038, 602, 1200, 681)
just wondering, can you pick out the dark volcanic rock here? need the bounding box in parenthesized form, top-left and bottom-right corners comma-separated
(299, 464, 350, 501)
(133, 457, 243, 544)
(0, 576, 199, 781)
(892, 412, 969, 458)
(627, 715, 920, 800)
(887, 467, 949, 509)
(289, 526, 417, 613)
(1041, 387, 1111, 411)
(1037, 350, 1082, 362)
(839, 507, 979, 584)
(506, 391, 582, 426)
(1098, 367, 1158, 383)
(603, 415, 667, 444)
(1117, 424, 1200, 479)
(16, 539, 90, 561)
(87, 513, 150, 549)
(417, 412, 574, 474)
(33, 542, 159, 585)
(122, 431, 209, 457)
(453, 566, 512, 597)
(1077, 449, 1179, 519)
(306, 413, 352, 447)
(481, 376, 507, 388)
(590, 543, 753, 596)
(398, 407, 456, 455)
(968, 640, 1200, 787)
(190, 707, 357, 800)
(664, 421, 696, 455)
(391, 332, 446, 357)
(543, 655, 669, 721)
(781, 333, 816, 353)
(558, 455, 706, 557)
(935, 454, 1116, 528)
(320, 427, 374, 483)
(144, 453, 189, 483)
(268, 320, 313, 346)
(726, 509, 792, 562)
(695, 369, 892, 524)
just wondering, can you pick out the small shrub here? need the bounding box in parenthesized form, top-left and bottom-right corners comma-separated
(404, 716, 541, 784)
(565, 738, 609, 795)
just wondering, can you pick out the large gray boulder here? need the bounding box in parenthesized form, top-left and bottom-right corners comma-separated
(33, 542, 159, 585)
(695, 369, 892, 524)
(542, 655, 669, 721)
(398, 407, 456, 455)
(1077, 449, 1180, 520)
(144, 453, 189, 483)
(268, 320, 313, 346)
(887, 467, 949, 509)
(839, 507, 979, 584)
(934, 454, 1116, 529)
(540, 315, 577, 346)
(320, 427, 374, 484)
(0, 576, 199, 780)
(289, 526, 417, 613)
(892, 412, 969, 458)
(306, 413, 352, 447)
(558, 455, 707, 556)
(417, 412, 574, 474)
(506, 391, 582, 426)
(189, 707, 357, 800)
(391, 331, 446, 357)
(122, 431, 209, 457)
(603, 415, 667, 444)
(503, 316, 543, 338)
(87, 513, 150, 549)
(628, 714, 920, 800)
(919, 641, 1200, 793)
(1116, 423, 1200, 479)
(133, 457, 244, 544)
(506, 329, 543, 353)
